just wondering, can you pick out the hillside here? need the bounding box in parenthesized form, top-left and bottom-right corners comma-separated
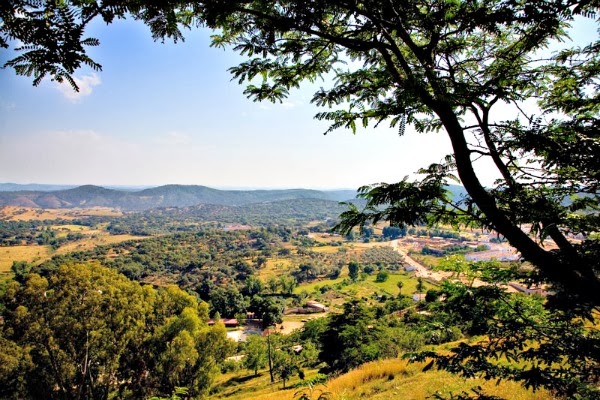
(0, 184, 358, 211)
(211, 358, 549, 400)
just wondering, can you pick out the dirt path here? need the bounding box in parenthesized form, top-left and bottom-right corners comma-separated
(390, 239, 449, 281)
(390, 239, 519, 292)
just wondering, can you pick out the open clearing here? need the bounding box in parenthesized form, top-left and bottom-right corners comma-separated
(1, 234, 150, 274)
(0, 245, 50, 273)
(0, 206, 122, 221)
(54, 234, 150, 255)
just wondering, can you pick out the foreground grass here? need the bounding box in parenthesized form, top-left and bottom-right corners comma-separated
(211, 358, 550, 400)
(325, 359, 550, 400)
(210, 368, 322, 399)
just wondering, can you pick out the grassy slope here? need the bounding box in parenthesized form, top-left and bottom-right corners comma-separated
(0, 245, 50, 274)
(210, 358, 549, 400)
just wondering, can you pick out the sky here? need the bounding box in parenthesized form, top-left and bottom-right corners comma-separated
(0, 15, 595, 190)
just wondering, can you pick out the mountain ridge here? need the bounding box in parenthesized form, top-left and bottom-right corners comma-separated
(0, 184, 359, 211)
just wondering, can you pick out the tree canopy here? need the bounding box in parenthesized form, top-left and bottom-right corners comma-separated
(0, 263, 235, 399)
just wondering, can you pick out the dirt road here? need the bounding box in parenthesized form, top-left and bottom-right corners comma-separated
(390, 239, 449, 281)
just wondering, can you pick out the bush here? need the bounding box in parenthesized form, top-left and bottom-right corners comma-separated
(375, 270, 389, 282)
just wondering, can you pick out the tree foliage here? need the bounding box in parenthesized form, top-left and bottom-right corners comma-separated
(243, 334, 268, 376)
(0, 263, 234, 399)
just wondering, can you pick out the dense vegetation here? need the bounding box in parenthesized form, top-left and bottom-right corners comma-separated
(0, 263, 234, 399)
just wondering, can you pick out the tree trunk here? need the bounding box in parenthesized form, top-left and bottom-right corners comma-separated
(433, 101, 600, 305)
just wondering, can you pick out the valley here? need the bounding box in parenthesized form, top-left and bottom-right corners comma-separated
(0, 184, 557, 399)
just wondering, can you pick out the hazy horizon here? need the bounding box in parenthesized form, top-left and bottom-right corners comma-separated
(0, 182, 360, 191)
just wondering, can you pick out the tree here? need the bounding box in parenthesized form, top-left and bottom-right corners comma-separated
(416, 277, 425, 293)
(382, 226, 406, 240)
(396, 281, 404, 296)
(0, 263, 235, 399)
(319, 300, 396, 373)
(243, 335, 267, 376)
(375, 269, 389, 283)
(209, 286, 247, 318)
(279, 275, 298, 294)
(0, 263, 152, 399)
(272, 350, 298, 389)
(411, 277, 600, 399)
(242, 275, 264, 297)
(10, 261, 32, 284)
(250, 295, 284, 330)
(348, 261, 360, 282)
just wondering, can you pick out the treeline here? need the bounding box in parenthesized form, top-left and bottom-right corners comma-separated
(421, 243, 489, 257)
(0, 263, 234, 399)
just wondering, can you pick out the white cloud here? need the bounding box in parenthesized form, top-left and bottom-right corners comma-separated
(55, 73, 101, 102)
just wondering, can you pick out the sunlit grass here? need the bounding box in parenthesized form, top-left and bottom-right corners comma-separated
(210, 358, 550, 400)
(211, 367, 322, 399)
(54, 234, 150, 255)
(325, 358, 550, 400)
(0, 245, 50, 273)
(259, 258, 294, 280)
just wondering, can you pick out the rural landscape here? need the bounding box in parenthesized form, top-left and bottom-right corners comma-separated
(0, 183, 590, 399)
(2, 0, 600, 399)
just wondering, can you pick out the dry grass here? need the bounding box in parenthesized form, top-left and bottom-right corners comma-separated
(51, 224, 94, 232)
(327, 359, 549, 400)
(0, 206, 122, 221)
(259, 258, 294, 280)
(0, 233, 148, 275)
(0, 245, 50, 273)
(210, 358, 550, 400)
(54, 234, 148, 255)
(311, 245, 345, 254)
(309, 233, 345, 244)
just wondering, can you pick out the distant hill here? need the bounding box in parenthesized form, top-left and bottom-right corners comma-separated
(0, 184, 359, 211)
(445, 184, 469, 200)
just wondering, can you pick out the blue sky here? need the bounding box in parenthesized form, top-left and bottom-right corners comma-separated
(0, 16, 595, 189)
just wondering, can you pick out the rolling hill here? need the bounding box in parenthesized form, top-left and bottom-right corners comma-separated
(0, 184, 358, 211)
